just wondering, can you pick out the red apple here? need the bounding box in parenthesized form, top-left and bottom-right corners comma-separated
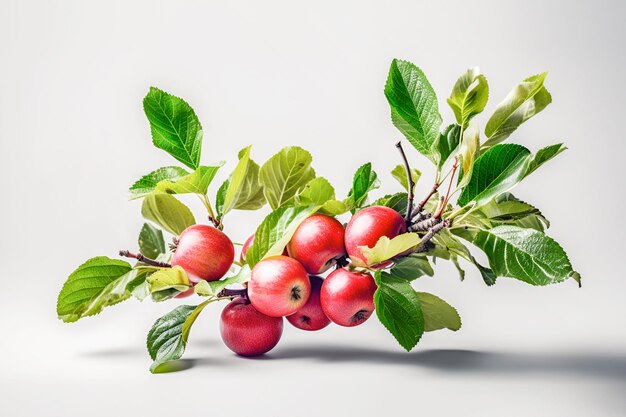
(287, 214, 346, 274)
(171, 224, 234, 283)
(248, 256, 311, 317)
(220, 297, 283, 356)
(344, 206, 406, 267)
(320, 268, 377, 327)
(286, 276, 330, 331)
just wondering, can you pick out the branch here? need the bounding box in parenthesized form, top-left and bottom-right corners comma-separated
(119, 250, 171, 268)
(413, 219, 450, 253)
(217, 288, 248, 300)
(395, 141, 415, 225)
(434, 157, 459, 219)
(411, 182, 440, 220)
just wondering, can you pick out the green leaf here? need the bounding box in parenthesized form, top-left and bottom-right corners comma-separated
(143, 87, 203, 170)
(296, 177, 336, 206)
(359, 233, 421, 266)
(181, 299, 214, 343)
(447, 67, 489, 128)
(374, 271, 425, 351)
(318, 199, 350, 216)
(391, 165, 421, 193)
(484, 73, 551, 147)
(155, 164, 224, 195)
(473, 225, 580, 286)
(373, 193, 408, 216)
(57, 257, 133, 323)
(147, 266, 190, 293)
(385, 59, 442, 163)
(246, 205, 318, 268)
(433, 124, 462, 169)
(416, 292, 462, 332)
(147, 304, 196, 373)
(259, 146, 316, 210)
(525, 143, 567, 178)
(138, 223, 166, 259)
(457, 124, 480, 190)
(129, 166, 189, 200)
(391, 255, 434, 280)
(141, 193, 195, 235)
(480, 192, 549, 231)
(195, 265, 251, 296)
(346, 162, 380, 212)
(472, 257, 497, 286)
(458, 144, 531, 207)
(220, 146, 266, 217)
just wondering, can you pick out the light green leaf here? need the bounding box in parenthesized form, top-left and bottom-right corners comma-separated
(416, 292, 462, 332)
(458, 144, 531, 207)
(484, 73, 551, 147)
(259, 146, 316, 210)
(433, 124, 462, 169)
(147, 304, 196, 373)
(480, 192, 549, 231)
(296, 177, 336, 206)
(147, 266, 190, 293)
(195, 265, 251, 296)
(181, 299, 215, 343)
(525, 143, 567, 178)
(447, 67, 489, 128)
(391, 165, 421, 193)
(359, 233, 421, 266)
(246, 205, 318, 268)
(220, 147, 266, 217)
(346, 162, 380, 212)
(138, 223, 166, 259)
(384, 59, 442, 163)
(473, 225, 580, 286)
(129, 166, 189, 200)
(373, 193, 408, 216)
(457, 123, 480, 190)
(141, 193, 195, 235)
(318, 199, 350, 216)
(143, 87, 203, 169)
(374, 271, 425, 351)
(391, 255, 434, 280)
(57, 257, 133, 322)
(155, 164, 224, 195)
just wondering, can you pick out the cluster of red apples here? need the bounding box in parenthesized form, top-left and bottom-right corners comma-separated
(171, 206, 405, 356)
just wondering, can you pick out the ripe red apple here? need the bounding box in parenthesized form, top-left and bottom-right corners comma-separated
(344, 206, 406, 267)
(286, 276, 330, 331)
(248, 256, 311, 317)
(240, 234, 287, 263)
(171, 224, 234, 282)
(220, 297, 283, 356)
(320, 268, 377, 327)
(287, 214, 346, 274)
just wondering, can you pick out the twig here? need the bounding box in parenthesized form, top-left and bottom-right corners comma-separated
(413, 219, 450, 253)
(217, 288, 248, 300)
(395, 141, 415, 225)
(411, 182, 440, 219)
(408, 216, 440, 232)
(434, 157, 459, 219)
(118, 250, 171, 268)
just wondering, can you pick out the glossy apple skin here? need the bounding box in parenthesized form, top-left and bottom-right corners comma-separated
(220, 298, 283, 356)
(287, 214, 346, 274)
(344, 206, 406, 268)
(286, 276, 330, 331)
(248, 256, 311, 317)
(320, 268, 377, 327)
(240, 234, 287, 263)
(171, 224, 235, 283)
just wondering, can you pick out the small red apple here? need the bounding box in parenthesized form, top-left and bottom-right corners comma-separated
(248, 256, 311, 317)
(320, 268, 377, 327)
(344, 206, 406, 267)
(171, 224, 235, 282)
(220, 297, 283, 356)
(286, 275, 330, 331)
(287, 214, 346, 274)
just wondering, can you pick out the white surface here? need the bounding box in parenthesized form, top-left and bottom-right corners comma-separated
(1, 0, 625, 416)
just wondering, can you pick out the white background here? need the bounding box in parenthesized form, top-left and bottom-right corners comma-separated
(1, 1, 625, 416)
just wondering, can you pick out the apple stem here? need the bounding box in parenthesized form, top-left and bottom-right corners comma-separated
(118, 250, 172, 268)
(218, 288, 248, 300)
(335, 255, 349, 269)
(395, 141, 415, 225)
(434, 156, 459, 219)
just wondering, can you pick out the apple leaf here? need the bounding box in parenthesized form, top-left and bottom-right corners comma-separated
(141, 193, 195, 235)
(432, 124, 462, 169)
(447, 67, 489, 128)
(385, 59, 442, 163)
(147, 266, 190, 294)
(246, 205, 318, 268)
(359, 233, 422, 267)
(218, 146, 266, 218)
(473, 225, 580, 286)
(457, 123, 480, 190)
(374, 271, 425, 351)
(391, 165, 421, 193)
(416, 292, 462, 332)
(525, 143, 567, 178)
(138, 223, 166, 259)
(480, 192, 549, 231)
(143, 87, 203, 170)
(195, 265, 251, 296)
(57, 257, 134, 322)
(346, 162, 380, 212)
(483, 73, 551, 147)
(373, 193, 408, 216)
(146, 304, 197, 373)
(318, 199, 350, 216)
(155, 163, 224, 196)
(391, 255, 434, 280)
(181, 299, 215, 343)
(129, 166, 189, 200)
(296, 177, 336, 206)
(259, 146, 316, 210)
(457, 144, 531, 207)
